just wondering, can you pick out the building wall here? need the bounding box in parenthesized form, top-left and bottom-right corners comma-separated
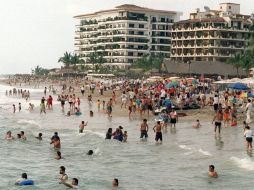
(170, 3, 251, 63)
(74, 6, 181, 68)
(219, 3, 240, 15)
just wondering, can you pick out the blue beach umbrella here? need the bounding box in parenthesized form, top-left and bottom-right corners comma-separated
(228, 83, 250, 90)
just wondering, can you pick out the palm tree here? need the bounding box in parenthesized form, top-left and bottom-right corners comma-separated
(71, 54, 85, 70)
(31, 65, 49, 75)
(58, 52, 72, 68)
(226, 53, 243, 77)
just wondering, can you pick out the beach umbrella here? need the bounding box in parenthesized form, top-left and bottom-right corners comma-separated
(192, 79, 199, 85)
(240, 92, 247, 98)
(247, 92, 254, 97)
(166, 81, 179, 88)
(228, 83, 250, 90)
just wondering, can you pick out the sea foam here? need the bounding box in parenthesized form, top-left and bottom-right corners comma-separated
(230, 156, 254, 171)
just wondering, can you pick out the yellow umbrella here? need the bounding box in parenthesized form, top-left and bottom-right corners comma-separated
(240, 92, 247, 98)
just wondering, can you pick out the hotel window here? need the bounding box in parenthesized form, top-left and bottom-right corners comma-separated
(129, 24, 135, 28)
(129, 31, 135, 35)
(138, 31, 144, 35)
(139, 24, 144, 28)
(128, 52, 134, 56)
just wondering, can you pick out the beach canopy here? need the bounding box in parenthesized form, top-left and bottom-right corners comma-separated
(228, 83, 250, 90)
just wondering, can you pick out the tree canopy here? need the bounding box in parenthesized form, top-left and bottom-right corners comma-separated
(58, 52, 84, 68)
(31, 65, 49, 76)
(131, 54, 165, 72)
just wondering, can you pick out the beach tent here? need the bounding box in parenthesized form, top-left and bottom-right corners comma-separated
(228, 83, 250, 90)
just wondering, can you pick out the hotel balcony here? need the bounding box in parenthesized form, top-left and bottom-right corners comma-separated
(172, 26, 250, 33)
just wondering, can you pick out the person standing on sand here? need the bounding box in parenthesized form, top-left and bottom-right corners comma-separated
(153, 121, 162, 143)
(212, 109, 223, 135)
(80, 85, 85, 96)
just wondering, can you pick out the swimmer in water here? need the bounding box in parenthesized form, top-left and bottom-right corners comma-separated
(192, 120, 201, 128)
(112, 178, 119, 188)
(105, 128, 112, 140)
(60, 178, 79, 189)
(208, 165, 218, 178)
(5, 131, 14, 140)
(55, 151, 62, 160)
(20, 131, 27, 140)
(87, 150, 93, 155)
(15, 173, 28, 185)
(17, 134, 21, 139)
(79, 121, 88, 133)
(123, 131, 128, 142)
(35, 133, 43, 140)
(28, 103, 34, 111)
(51, 136, 61, 149)
(50, 132, 61, 149)
(90, 110, 93, 117)
(59, 166, 68, 183)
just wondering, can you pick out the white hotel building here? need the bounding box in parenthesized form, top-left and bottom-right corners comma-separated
(170, 3, 253, 63)
(74, 4, 181, 67)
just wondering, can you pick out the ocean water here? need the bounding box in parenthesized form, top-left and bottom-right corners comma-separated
(0, 84, 254, 190)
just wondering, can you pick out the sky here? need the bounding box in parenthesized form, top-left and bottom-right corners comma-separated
(0, 0, 252, 74)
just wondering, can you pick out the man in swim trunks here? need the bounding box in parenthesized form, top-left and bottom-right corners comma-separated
(208, 165, 218, 178)
(79, 121, 88, 133)
(212, 109, 223, 135)
(153, 121, 162, 143)
(140, 119, 149, 139)
(170, 108, 178, 128)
